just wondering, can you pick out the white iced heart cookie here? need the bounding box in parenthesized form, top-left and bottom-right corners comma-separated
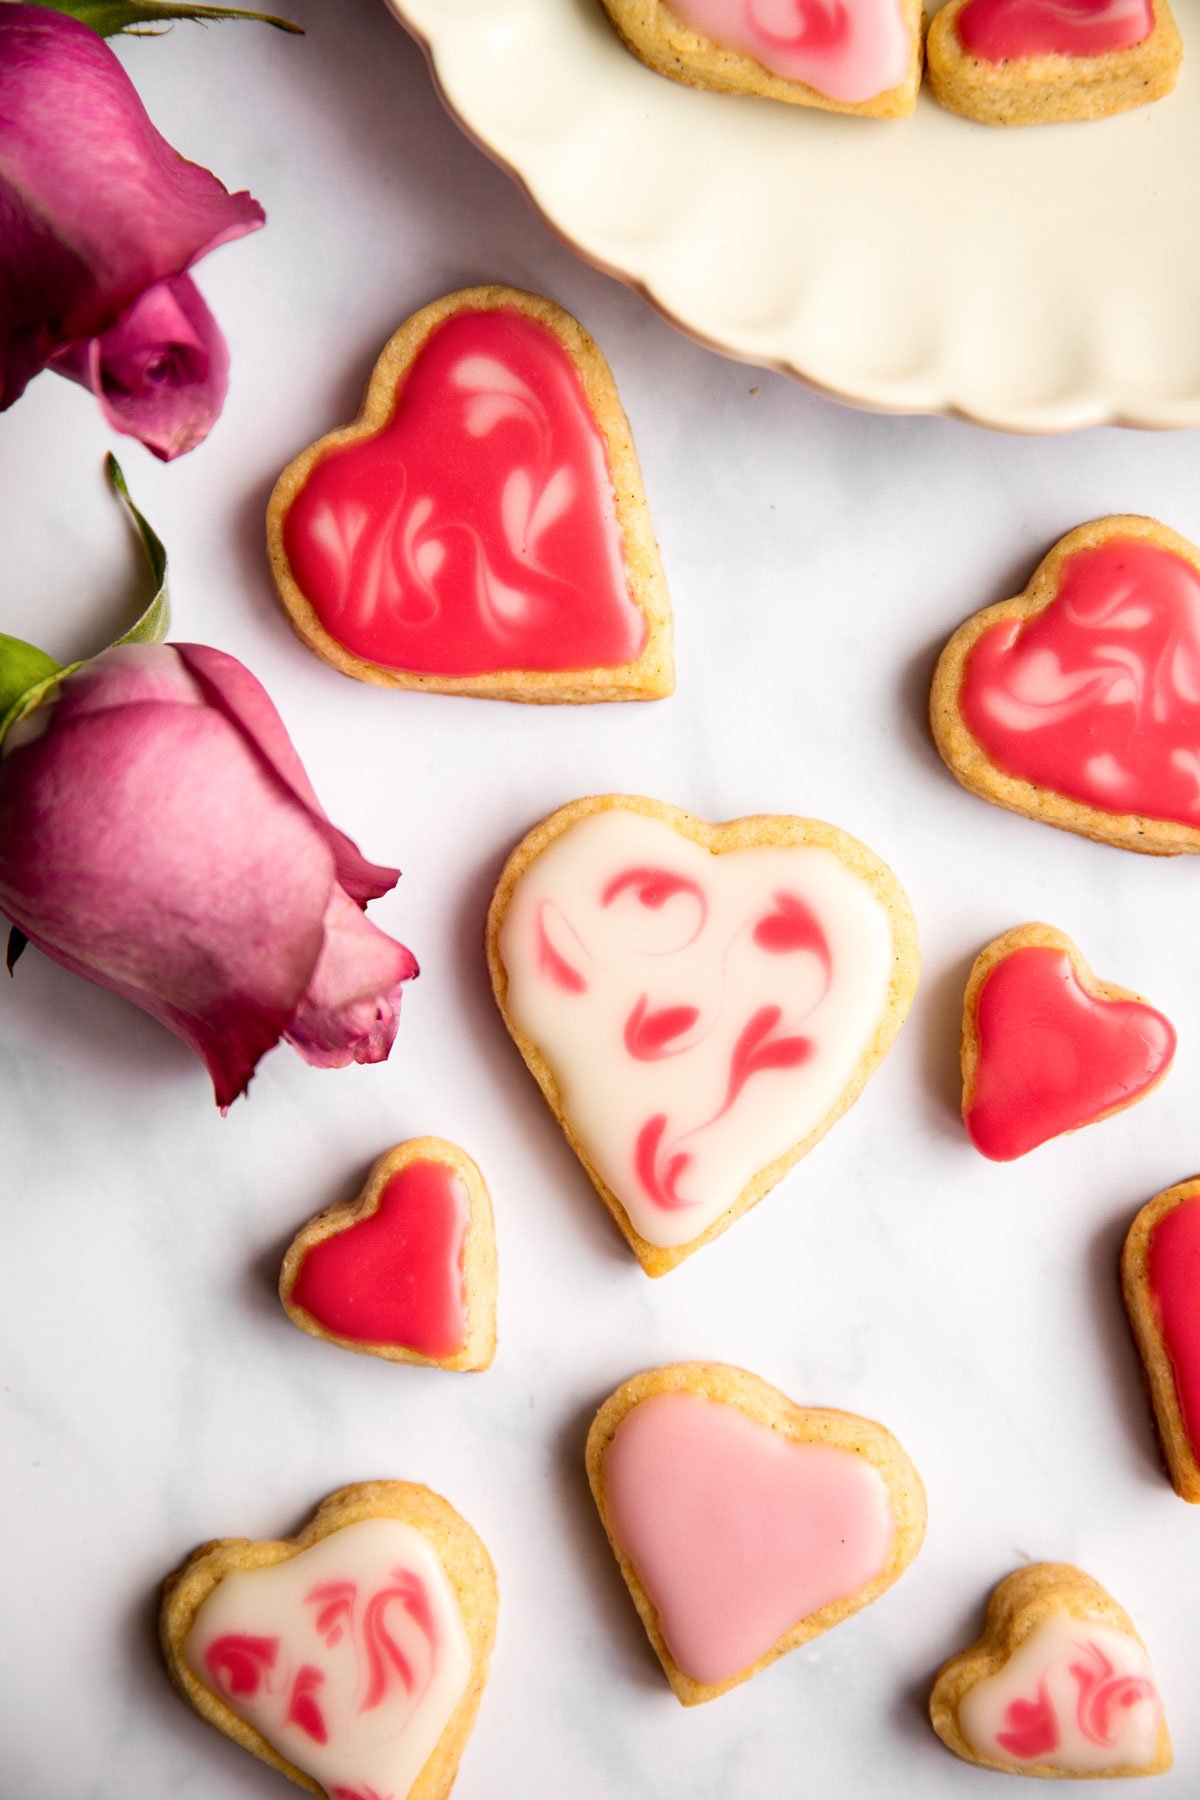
(930, 1563, 1171, 1779)
(160, 1482, 497, 1800)
(487, 795, 919, 1275)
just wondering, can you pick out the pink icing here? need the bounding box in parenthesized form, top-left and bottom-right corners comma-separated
(668, 0, 913, 104)
(282, 307, 646, 677)
(960, 538, 1200, 829)
(998, 1678, 1060, 1758)
(957, 0, 1153, 62)
(603, 1391, 894, 1686)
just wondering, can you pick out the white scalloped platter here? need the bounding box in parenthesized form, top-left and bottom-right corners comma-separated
(387, 0, 1200, 432)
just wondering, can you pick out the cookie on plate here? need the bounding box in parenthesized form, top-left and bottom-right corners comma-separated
(1122, 1179, 1200, 1502)
(926, 0, 1182, 125)
(161, 1481, 497, 1800)
(279, 1137, 497, 1372)
(586, 1362, 926, 1704)
(486, 793, 919, 1275)
(931, 517, 1200, 854)
(600, 0, 924, 117)
(268, 285, 672, 703)
(930, 1563, 1171, 1777)
(961, 923, 1175, 1161)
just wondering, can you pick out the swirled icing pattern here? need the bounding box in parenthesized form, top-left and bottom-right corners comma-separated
(289, 1160, 469, 1358)
(965, 946, 1175, 1161)
(960, 538, 1200, 827)
(185, 1518, 470, 1800)
(959, 1617, 1162, 1774)
(956, 0, 1153, 61)
(669, 0, 912, 103)
(282, 308, 646, 677)
(498, 808, 894, 1249)
(1147, 1194, 1200, 1465)
(603, 1392, 894, 1685)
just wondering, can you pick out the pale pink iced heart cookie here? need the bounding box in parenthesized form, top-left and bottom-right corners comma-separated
(586, 1363, 926, 1704)
(487, 794, 919, 1275)
(267, 286, 672, 704)
(161, 1483, 497, 1800)
(932, 517, 1200, 855)
(931, 1563, 1172, 1778)
(600, 0, 924, 117)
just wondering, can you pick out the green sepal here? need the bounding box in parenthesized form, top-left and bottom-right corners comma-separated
(29, 0, 302, 33)
(6, 929, 28, 976)
(0, 455, 170, 749)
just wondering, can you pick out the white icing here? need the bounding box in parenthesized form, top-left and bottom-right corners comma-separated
(185, 1517, 471, 1800)
(960, 1615, 1162, 1775)
(498, 807, 896, 1249)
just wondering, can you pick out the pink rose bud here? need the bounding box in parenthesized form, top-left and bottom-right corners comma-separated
(0, 5, 264, 458)
(0, 643, 418, 1107)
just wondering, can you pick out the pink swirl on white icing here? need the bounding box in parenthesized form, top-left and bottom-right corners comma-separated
(186, 1518, 470, 1799)
(669, 0, 912, 104)
(960, 1617, 1162, 1774)
(498, 808, 894, 1250)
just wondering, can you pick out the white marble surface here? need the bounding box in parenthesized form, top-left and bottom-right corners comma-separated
(2, 4, 1199, 1795)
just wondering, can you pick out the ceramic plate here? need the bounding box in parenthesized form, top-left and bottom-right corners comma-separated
(387, 0, 1200, 432)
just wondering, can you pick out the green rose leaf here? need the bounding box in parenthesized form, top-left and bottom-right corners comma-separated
(31, 1, 303, 33)
(105, 454, 171, 648)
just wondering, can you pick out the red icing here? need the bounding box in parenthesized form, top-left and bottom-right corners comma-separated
(964, 945, 1174, 1161)
(1070, 1642, 1158, 1746)
(282, 307, 646, 677)
(1147, 1195, 1200, 1462)
(286, 1665, 328, 1743)
(960, 538, 1200, 828)
(957, 0, 1153, 61)
(997, 1679, 1060, 1759)
(624, 996, 700, 1060)
(290, 1159, 469, 1357)
(205, 1633, 279, 1698)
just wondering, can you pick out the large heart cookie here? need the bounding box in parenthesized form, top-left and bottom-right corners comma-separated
(1123, 1179, 1200, 1503)
(600, 0, 924, 117)
(486, 794, 919, 1275)
(279, 1138, 497, 1372)
(926, 0, 1182, 125)
(961, 924, 1175, 1161)
(161, 1483, 496, 1800)
(931, 517, 1200, 855)
(267, 286, 672, 703)
(586, 1362, 926, 1704)
(931, 1563, 1171, 1778)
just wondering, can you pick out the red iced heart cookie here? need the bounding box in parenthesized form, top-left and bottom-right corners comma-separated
(932, 517, 1200, 855)
(267, 285, 672, 703)
(279, 1138, 497, 1371)
(962, 925, 1175, 1162)
(1123, 1180, 1200, 1503)
(586, 1363, 926, 1705)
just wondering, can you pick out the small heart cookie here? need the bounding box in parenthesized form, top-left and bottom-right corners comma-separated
(486, 794, 919, 1275)
(931, 517, 1200, 855)
(160, 1481, 497, 1800)
(926, 0, 1182, 126)
(267, 286, 672, 703)
(600, 0, 924, 117)
(279, 1138, 497, 1372)
(1122, 1179, 1200, 1503)
(586, 1363, 926, 1704)
(930, 1564, 1171, 1778)
(961, 924, 1175, 1161)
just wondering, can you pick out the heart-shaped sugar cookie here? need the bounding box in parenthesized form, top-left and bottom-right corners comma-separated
(931, 517, 1200, 855)
(600, 0, 924, 117)
(586, 1363, 926, 1704)
(267, 286, 672, 703)
(961, 924, 1175, 1161)
(930, 1563, 1171, 1777)
(1122, 1179, 1200, 1503)
(279, 1138, 497, 1372)
(160, 1481, 497, 1800)
(487, 794, 919, 1275)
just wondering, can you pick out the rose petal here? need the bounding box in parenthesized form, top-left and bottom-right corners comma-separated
(47, 275, 229, 461)
(284, 883, 419, 1070)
